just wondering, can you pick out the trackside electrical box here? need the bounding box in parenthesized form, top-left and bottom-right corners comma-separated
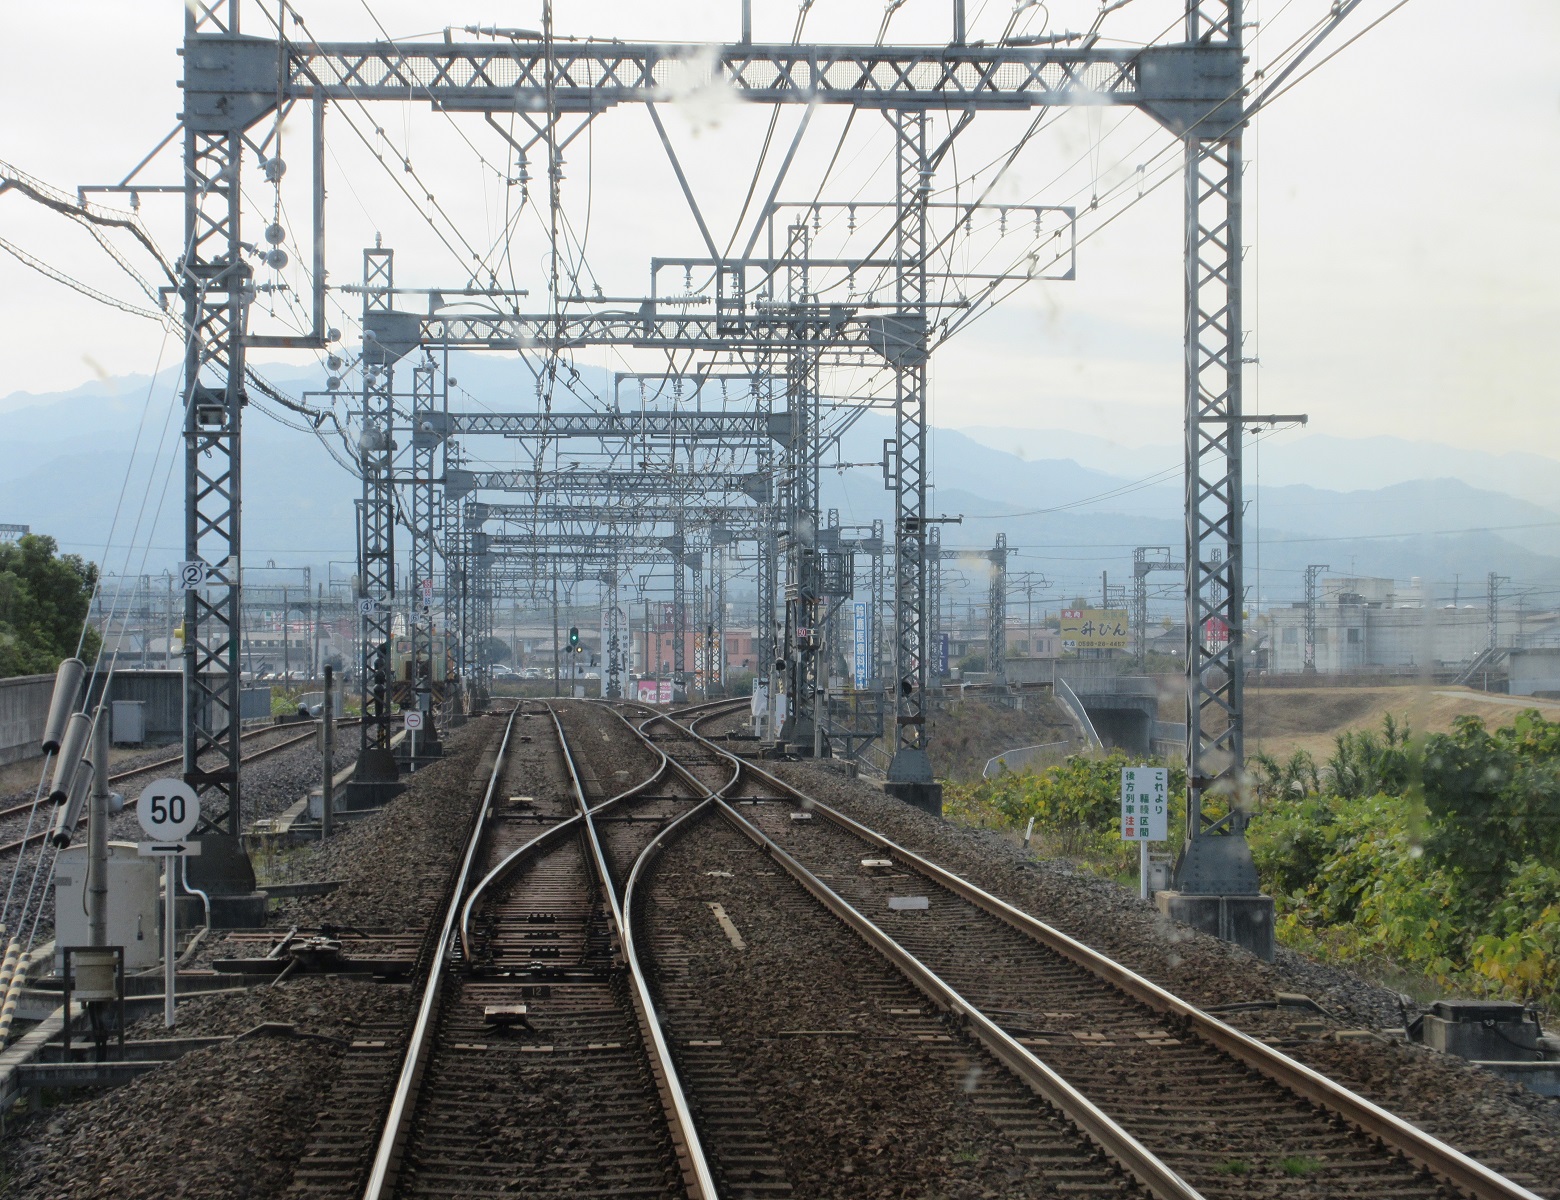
(54, 841, 160, 972)
(111, 700, 146, 745)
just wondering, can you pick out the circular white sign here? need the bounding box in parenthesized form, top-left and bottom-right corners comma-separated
(137, 778, 200, 840)
(404, 711, 424, 731)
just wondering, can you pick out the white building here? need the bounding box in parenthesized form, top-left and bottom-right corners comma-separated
(1261, 575, 1556, 675)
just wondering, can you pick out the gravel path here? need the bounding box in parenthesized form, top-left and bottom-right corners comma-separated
(241, 716, 502, 934)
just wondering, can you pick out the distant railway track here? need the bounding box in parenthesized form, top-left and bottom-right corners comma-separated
(0, 718, 363, 857)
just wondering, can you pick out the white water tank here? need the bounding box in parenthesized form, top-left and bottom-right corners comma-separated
(54, 841, 160, 971)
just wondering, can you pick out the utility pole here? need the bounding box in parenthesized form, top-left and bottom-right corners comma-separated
(1488, 572, 1509, 651)
(987, 533, 1009, 690)
(1304, 564, 1329, 673)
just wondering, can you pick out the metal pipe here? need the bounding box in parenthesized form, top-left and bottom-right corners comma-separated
(322, 665, 335, 839)
(88, 706, 109, 948)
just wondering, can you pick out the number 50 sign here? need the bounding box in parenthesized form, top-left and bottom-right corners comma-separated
(137, 779, 200, 841)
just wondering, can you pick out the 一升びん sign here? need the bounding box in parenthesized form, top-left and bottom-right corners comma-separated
(1061, 608, 1129, 650)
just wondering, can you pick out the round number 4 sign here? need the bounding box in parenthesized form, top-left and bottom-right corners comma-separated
(138, 779, 200, 841)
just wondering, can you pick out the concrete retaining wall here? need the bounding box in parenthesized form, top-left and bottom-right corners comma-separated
(2, 669, 269, 763)
(85, 671, 184, 742)
(0, 674, 54, 766)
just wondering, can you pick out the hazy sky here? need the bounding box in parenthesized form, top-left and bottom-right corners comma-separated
(2, 0, 1557, 463)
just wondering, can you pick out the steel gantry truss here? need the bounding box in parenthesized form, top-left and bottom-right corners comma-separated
(172, 0, 1260, 900)
(1177, 0, 1258, 895)
(352, 245, 403, 802)
(1134, 547, 1186, 662)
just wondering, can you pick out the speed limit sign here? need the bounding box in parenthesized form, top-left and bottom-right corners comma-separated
(137, 778, 200, 841)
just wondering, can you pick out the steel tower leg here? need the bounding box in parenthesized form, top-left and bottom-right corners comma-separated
(884, 109, 938, 810)
(780, 222, 821, 750)
(605, 569, 623, 699)
(869, 519, 886, 688)
(347, 245, 404, 807)
(438, 487, 465, 720)
(179, 0, 259, 913)
(1169, 0, 1273, 957)
(753, 362, 778, 688)
(409, 362, 442, 754)
(988, 533, 1008, 691)
(690, 542, 705, 697)
(1134, 547, 1150, 663)
(472, 540, 493, 708)
(672, 528, 687, 698)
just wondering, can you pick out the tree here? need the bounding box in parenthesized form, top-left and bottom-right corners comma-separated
(0, 534, 99, 678)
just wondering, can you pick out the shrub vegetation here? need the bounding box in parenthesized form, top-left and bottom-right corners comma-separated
(948, 710, 1560, 1009)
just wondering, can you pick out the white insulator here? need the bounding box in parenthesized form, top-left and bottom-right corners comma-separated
(41, 658, 85, 753)
(47, 711, 93, 804)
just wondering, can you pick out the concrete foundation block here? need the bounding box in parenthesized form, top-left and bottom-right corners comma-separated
(884, 780, 943, 817)
(1470, 1061, 1560, 1097)
(1154, 890, 1275, 961)
(340, 778, 406, 811)
(207, 891, 269, 929)
(1422, 1001, 1539, 1060)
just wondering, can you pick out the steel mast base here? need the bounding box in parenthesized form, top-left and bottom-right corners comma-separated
(885, 745, 942, 816)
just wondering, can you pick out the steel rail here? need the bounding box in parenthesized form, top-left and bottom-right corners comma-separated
(361, 705, 521, 1200)
(604, 703, 1196, 1200)
(456, 720, 674, 961)
(550, 705, 720, 1200)
(453, 696, 746, 959)
(669, 714, 1546, 1200)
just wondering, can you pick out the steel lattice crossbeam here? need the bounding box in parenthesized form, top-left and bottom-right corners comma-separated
(436, 410, 788, 441)
(178, 37, 1238, 121)
(175, 0, 1256, 904)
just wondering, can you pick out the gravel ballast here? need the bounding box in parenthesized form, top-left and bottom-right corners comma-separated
(0, 716, 506, 1197)
(767, 759, 1560, 1195)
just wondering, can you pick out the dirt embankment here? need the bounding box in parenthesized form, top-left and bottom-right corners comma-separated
(1232, 685, 1560, 760)
(927, 693, 1076, 782)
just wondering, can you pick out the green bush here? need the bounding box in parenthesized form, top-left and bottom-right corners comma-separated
(946, 751, 1185, 873)
(1247, 711, 1560, 1009)
(953, 710, 1560, 1010)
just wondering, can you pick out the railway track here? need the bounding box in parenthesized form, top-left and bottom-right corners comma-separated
(347, 696, 1546, 1199)
(356, 701, 714, 1200)
(0, 718, 363, 858)
(615, 705, 1548, 1200)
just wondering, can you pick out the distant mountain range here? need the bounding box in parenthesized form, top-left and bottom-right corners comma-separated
(4, 359, 1557, 609)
